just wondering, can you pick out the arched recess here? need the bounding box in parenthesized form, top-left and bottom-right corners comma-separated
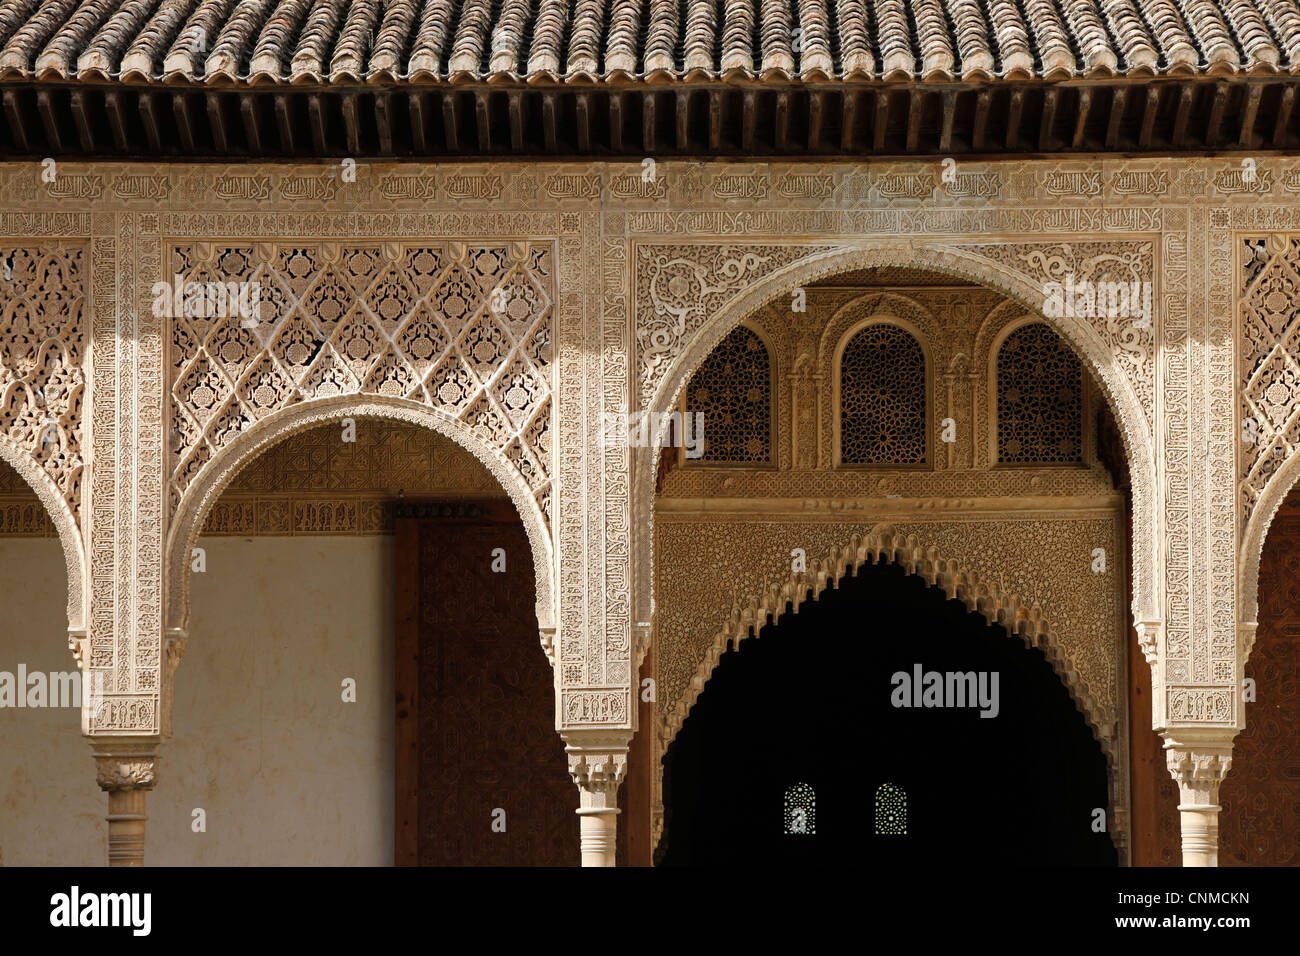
(986, 316, 1087, 467)
(0, 440, 84, 634)
(680, 320, 777, 467)
(165, 395, 555, 641)
(660, 524, 1114, 765)
(1239, 452, 1300, 653)
(634, 242, 1159, 638)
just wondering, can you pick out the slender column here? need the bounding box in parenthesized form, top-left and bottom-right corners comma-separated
(91, 738, 159, 867)
(1163, 735, 1233, 867)
(565, 732, 630, 867)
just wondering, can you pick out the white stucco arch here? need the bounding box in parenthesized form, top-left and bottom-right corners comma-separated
(164, 395, 555, 641)
(1239, 451, 1300, 642)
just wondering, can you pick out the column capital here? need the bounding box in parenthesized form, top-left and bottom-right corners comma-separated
(91, 738, 160, 793)
(564, 731, 631, 796)
(1162, 733, 1235, 867)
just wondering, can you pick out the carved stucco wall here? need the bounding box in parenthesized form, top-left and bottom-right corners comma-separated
(0, 157, 1265, 766)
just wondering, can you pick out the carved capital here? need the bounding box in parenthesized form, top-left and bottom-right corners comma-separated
(66, 628, 87, 669)
(1134, 620, 1161, 665)
(164, 627, 187, 676)
(564, 731, 631, 798)
(1238, 621, 1258, 662)
(91, 740, 159, 793)
(538, 626, 556, 667)
(1164, 737, 1233, 807)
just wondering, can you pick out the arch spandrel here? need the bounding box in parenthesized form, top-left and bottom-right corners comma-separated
(164, 396, 556, 642)
(635, 241, 1160, 634)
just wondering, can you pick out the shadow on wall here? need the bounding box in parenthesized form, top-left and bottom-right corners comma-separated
(657, 560, 1117, 867)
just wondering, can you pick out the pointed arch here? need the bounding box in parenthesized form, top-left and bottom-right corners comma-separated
(165, 395, 555, 640)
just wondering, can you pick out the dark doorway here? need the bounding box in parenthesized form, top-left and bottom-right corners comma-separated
(656, 560, 1117, 866)
(395, 502, 574, 866)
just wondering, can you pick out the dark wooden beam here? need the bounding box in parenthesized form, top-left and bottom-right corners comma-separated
(542, 92, 558, 152)
(939, 89, 956, 153)
(1274, 84, 1295, 147)
(375, 91, 393, 154)
(36, 90, 62, 153)
(69, 90, 95, 153)
(742, 90, 756, 152)
(905, 89, 922, 152)
(1239, 83, 1262, 147)
(609, 92, 624, 152)
(341, 91, 361, 154)
(708, 89, 722, 150)
(1205, 81, 1228, 146)
(308, 93, 327, 153)
(1038, 87, 1058, 151)
(1138, 84, 1159, 148)
(274, 93, 295, 155)
(1105, 86, 1127, 149)
(205, 92, 227, 153)
(1005, 87, 1024, 150)
(105, 90, 129, 152)
(3, 90, 29, 153)
(441, 91, 459, 152)
(971, 89, 990, 151)
(576, 92, 591, 153)
(138, 91, 161, 152)
(474, 90, 490, 152)
(1172, 83, 1194, 146)
(774, 90, 789, 152)
(1071, 87, 1092, 149)
(675, 90, 689, 150)
(172, 92, 195, 153)
(840, 89, 857, 151)
(872, 90, 889, 151)
(807, 90, 824, 152)
(240, 93, 263, 155)
(508, 91, 523, 151)
(408, 92, 427, 153)
(641, 91, 655, 152)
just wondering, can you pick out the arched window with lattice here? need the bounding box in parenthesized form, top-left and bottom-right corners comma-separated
(783, 783, 816, 835)
(995, 322, 1083, 465)
(875, 783, 907, 835)
(683, 323, 772, 464)
(837, 322, 928, 466)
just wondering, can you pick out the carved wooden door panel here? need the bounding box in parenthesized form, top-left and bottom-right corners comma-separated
(395, 503, 573, 866)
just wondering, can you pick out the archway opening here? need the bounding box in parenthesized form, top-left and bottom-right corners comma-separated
(1220, 485, 1300, 865)
(0, 458, 97, 865)
(656, 560, 1117, 866)
(154, 417, 572, 865)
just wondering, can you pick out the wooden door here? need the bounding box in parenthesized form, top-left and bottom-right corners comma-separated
(395, 502, 574, 866)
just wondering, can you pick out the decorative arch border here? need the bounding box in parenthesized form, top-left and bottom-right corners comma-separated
(653, 523, 1124, 855)
(1238, 451, 1300, 650)
(659, 523, 1111, 755)
(827, 309, 935, 470)
(0, 439, 85, 633)
(635, 241, 1160, 631)
(165, 394, 556, 639)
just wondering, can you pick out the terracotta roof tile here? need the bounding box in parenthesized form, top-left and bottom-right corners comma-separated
(0, 0, 1294, 84)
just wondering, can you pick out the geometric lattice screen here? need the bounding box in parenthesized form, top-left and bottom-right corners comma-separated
(167, 241, 553, 526)
(1240, 236, 1300, 526)
(685, 323, 772, 464)
(874, 782, 907, 836)
(783, 783, 816, 835)
(0, 244, 85, 521)
(839, 323, 928, 466)
(996, 322, 1083, 465)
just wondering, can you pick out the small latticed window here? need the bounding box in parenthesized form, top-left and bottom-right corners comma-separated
(996, 323, 1083, 465)
(875, 783, 907, 835)
(839, 323, 927, 465)
(784, 783, 816, 835)
(685, 324, 772, 464)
